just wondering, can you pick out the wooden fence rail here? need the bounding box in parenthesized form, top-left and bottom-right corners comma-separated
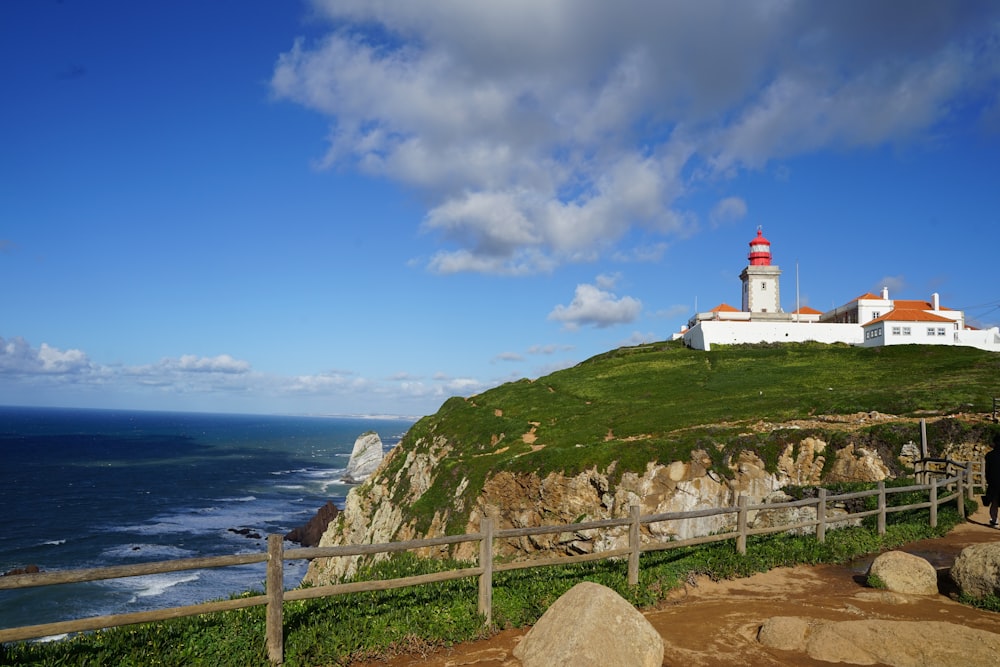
(0, 459, 985, 664)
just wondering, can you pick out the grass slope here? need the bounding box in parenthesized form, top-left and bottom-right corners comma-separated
(386, 341, 1000, 534)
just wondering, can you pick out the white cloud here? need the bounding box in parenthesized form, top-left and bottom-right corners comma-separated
(709, 196, 748, 227)
(494, 352, 524, 362)
(174, 354, 251, 374)
(527, 344, 574, 355)
(612, 242, 668, 263)
(876, 275, 908, 297)
(272, 2, 999, 274)
(0, 337, 92, 374)
(0, 335, 494, 416)
(548, 281, 642, 330)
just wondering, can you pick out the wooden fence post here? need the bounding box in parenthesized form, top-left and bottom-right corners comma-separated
(266, 534, 284, 665)
(736, 496, 748, 555)
(478, 519, 493, 626)
(920, 419, 928, 459)
(930, 478, 938, 529)
(877, 481, 886, 536)
(816, 488, 826, 544)
(967, 462, 975, 501)
(957, 472, 966, 520)
(627, 505, 640, 586)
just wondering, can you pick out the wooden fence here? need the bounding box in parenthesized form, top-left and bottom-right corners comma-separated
(0, 458, 985, 664)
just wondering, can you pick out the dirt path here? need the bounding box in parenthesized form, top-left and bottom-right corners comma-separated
(352, 505, 1000, 666)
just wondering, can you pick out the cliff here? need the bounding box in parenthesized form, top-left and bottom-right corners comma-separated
(301, 342, 1000, 585)
(305, 429, 896, 583)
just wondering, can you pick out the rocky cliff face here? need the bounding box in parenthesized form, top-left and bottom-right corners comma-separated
(303, 433, 890, 585)
(342, 431, 384, 483)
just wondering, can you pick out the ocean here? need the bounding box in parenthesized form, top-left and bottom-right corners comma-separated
(0, 406, 413, 633)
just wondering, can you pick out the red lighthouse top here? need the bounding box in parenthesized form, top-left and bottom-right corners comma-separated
(747, 227, 772, 266)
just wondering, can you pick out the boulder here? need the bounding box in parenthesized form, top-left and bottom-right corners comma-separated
(758, 617, 1000, 666)
(951, 541, 1000, 599)
(512, 581, 662, 667)
(285, 501, 340, 547)
(343, 431, 383, 483)
(866, 550, 938, 595)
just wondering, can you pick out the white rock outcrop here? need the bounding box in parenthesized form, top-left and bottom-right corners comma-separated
(303, 434, 886, 585)
(342, 431, 383, 484)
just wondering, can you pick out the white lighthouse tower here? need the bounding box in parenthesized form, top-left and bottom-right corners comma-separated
(740, 227, 782, 313)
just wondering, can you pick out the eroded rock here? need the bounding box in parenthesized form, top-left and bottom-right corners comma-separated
(758, 617, 1000, 666)
(343, 431, 383, 484)
(512, 581, 662, 667)
(866, 550, 938, 596)
(951, 541, 1000, 599)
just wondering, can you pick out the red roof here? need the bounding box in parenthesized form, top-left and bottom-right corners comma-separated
(864, 309, 956, 326)
(854, 292, 883, 301)
(893, 298, 953, 311)
(893, 299, 932, 310)
(793, 306, 822, 315)
(749, 228, 771, 246)
(710, 303, 740, 312)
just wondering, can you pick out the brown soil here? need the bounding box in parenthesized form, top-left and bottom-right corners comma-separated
(351, 505, 1000, 667)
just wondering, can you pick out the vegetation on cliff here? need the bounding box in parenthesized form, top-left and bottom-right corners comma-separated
(379, 341, 999, 535)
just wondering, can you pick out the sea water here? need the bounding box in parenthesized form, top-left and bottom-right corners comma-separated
(0, 406, 413, 632)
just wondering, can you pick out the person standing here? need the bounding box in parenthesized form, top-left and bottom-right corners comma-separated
(985, 434, 1000, 528)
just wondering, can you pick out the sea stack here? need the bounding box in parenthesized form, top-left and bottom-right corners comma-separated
(342, 431, 383, 483)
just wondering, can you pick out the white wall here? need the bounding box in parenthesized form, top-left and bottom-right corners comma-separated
(869, 322, 956, 347)
(955, 327, 1000, 352)
(683, 321, 863, 351)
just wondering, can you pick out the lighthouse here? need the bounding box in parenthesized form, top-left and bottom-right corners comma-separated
(740, 227, 782, 313)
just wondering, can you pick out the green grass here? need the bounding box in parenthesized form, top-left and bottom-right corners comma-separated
(382, 341, 1000, 536)
(1, 503, 971, 667)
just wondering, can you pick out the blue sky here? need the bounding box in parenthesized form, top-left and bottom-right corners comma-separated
(2, 1, 999, 418)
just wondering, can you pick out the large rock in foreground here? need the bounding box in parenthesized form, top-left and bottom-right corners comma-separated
(343, 431, 383, 483)
(951, 541, 1000, 599)
(866, 550, 938, 595)
(758, 616, 1000, 666)
(512, 581, 662, 667)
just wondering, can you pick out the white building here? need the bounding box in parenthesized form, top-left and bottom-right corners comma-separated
(678, 230, 999, 353)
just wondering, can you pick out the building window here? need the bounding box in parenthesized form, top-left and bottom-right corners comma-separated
(902, 327, 911, 335)
(927, 328, 935, 336)
(891, 327, 901, 335)
(761, 282, 767, 290)
(937, 327, 946, 336)
(872, 311, 880, 319)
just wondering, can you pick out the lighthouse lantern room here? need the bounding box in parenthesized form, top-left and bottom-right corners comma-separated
(740, 227, 782, 313)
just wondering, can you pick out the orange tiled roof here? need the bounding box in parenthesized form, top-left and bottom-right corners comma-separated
(710, 303, 740, 312)
(793, 306, 823, 315)
(893, 298, 954, 311)
(854, 292, 883, 301)
(865, 309, 956, 326)
(893, 299, 932, 310)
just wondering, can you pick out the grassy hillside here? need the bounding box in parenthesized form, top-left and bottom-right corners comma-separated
(383, 341, 1000, 534)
